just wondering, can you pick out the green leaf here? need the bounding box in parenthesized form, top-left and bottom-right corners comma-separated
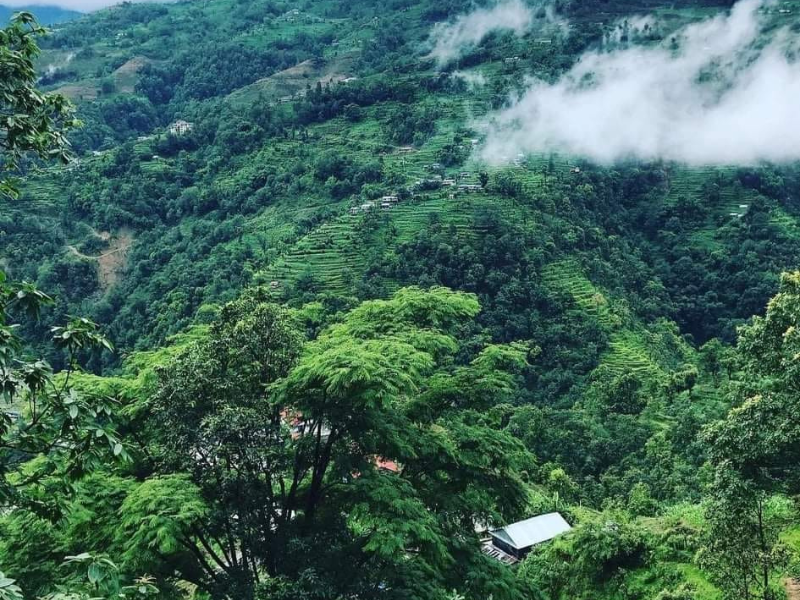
(64, 552, 93, 562)
(87, 562, 105, 585)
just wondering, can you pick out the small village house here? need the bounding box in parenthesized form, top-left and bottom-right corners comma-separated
(168, 120, 194, 136)
(373, 457, 400, 474)
(484, 512, 572, 564)
(351, 201, 376, 215)
(280, 408, 331, 441)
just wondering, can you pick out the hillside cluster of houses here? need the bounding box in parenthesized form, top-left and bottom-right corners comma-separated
(350, 194, 401, 215)
(730, 203, 750, 218)
(349, 171, 485, 216)
(418, 169, 485, 194)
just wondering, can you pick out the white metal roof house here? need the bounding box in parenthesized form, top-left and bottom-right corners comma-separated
(486, 512, 572, 563)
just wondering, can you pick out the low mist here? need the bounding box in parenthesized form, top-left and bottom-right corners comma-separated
(479, 0, 800, 166)
(427, 0, 534, 67)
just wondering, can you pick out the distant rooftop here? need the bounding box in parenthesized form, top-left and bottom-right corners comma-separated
(490, 512, 571, 550)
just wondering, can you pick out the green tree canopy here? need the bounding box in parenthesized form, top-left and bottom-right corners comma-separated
(1, 12, 75, 198)
(703, 272, 800, 600)
(130, 287, 535, 599)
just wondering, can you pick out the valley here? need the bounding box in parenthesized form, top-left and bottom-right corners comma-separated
(2, 1, 800, 599)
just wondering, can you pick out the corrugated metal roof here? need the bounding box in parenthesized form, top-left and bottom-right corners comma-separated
(490, 512, 571, 550)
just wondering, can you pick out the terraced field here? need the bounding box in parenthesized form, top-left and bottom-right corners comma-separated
(604, 331, 660, 376)
(542, 260, 618, 330)
(261, 215, 365, 292)
(542, 259, 662, 377)
(139, 159, 170, 176)
(664, 166, 759, 218)
(17, 174, 67, 213)
(258, 189, 516, 293)
(251, 97, 528, 293)
(661, 164, 800, 251)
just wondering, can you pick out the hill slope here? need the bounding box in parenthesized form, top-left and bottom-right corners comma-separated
(3, 1, 800, 599)
(2, 0, 798, 366)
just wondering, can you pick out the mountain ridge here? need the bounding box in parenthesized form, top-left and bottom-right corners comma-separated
(0, 3, 82, 24)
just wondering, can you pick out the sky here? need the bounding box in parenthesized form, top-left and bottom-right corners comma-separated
(0, 0, 155, 12)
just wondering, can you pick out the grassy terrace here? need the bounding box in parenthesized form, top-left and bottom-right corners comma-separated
(256, 188, 518, 293)
(251, 89, 532, 293)
(663, 166, 759, 215)
(542, 259, 662, 377)
(604, 330, 660, 376)
(260, 215, 364, 292)
(542, 260, 618, 330)
(17, 176, 64, 212)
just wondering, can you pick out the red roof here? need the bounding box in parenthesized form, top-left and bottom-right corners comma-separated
(374, 457, 400, 473)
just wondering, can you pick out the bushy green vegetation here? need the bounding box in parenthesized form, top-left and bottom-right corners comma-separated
(4, 1, 800, 599)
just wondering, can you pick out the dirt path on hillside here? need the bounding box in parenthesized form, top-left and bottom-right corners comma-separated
(66, 228, 133, 291)
(784, 578, 800, 600)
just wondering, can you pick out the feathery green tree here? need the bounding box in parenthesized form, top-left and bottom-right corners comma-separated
(129, 287, 536, 599)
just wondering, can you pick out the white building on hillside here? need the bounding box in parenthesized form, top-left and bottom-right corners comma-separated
(483, 512, 572, 564)
(168, 120, 194, 136)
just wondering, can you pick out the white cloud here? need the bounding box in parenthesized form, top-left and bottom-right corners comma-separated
(479, 0, 800, 166)
(604, 15, 658, 46)
(427, 0, 534, 67)
(452, 70, 488, 88)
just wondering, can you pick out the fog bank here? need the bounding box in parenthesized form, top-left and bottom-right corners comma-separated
(479, 0, 800, 166)
(427, 0, 534, 67)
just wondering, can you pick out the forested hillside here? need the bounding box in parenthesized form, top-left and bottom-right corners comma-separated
(2, 0, 800, 598)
